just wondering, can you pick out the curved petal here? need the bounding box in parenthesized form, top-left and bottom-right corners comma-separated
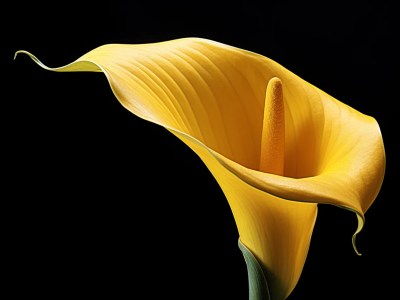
(171, 129, 317, 300)
(15, 37, 385, 299)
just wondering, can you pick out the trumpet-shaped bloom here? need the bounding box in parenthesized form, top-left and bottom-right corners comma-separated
(15, 37, 385, 300)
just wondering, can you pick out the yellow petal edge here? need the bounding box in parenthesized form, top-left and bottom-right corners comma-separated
(15, 37, 385, 300)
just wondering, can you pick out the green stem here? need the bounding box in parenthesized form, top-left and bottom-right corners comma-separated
(238, 239, 271, 300)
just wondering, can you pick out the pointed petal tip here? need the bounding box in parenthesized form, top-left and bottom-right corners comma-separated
(352, 213, 365, 256)
(352, 235, 362, 256)
(13, 49, 101, 73)
(13, 50, 49, 70)
(14, 50, 30, 60)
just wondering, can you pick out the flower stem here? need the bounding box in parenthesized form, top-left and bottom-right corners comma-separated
(238, 239, 271, 300)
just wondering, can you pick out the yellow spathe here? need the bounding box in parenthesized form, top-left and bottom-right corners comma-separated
(15, 37, 385, 300)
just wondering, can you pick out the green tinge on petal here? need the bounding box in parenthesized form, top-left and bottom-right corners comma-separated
(239, 239, 271, 300)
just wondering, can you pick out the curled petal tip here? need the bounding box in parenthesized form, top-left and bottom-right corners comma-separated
(352, 213, 365, 256)
(14, 50, 31, 59)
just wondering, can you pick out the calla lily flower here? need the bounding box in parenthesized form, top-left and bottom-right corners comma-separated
(15, 37, 385, 300)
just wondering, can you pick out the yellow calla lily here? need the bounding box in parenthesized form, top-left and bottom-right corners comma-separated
(15, 37, 385, 300)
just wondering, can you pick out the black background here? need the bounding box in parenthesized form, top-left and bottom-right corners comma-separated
(4, 1, 399, 299)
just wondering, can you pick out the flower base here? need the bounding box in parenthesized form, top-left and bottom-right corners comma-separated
(238, 239, 271, 300)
